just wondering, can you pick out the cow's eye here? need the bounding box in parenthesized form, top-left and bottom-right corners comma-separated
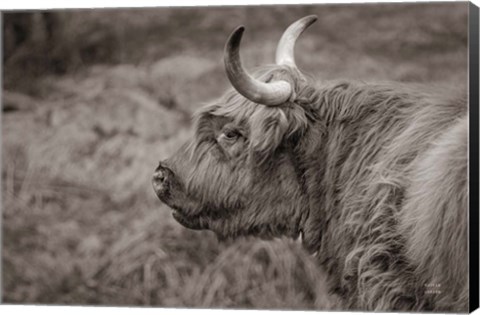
(222, 129, 241, 141)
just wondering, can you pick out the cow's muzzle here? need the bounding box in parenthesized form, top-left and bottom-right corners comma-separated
(152, 162, 206, 231)
(152, 162, 175, 199)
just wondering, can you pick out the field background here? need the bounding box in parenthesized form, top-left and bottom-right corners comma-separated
(2, 3, 468, 309)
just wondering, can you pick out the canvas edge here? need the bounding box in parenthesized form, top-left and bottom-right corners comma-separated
(469, 1, 479, 313)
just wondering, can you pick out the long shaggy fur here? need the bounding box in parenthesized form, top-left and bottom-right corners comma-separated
(158, 65, 468, 312)
(290, 70, 468, 311)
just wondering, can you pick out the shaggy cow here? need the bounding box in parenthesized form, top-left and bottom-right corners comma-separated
(152, 16, 468, 312)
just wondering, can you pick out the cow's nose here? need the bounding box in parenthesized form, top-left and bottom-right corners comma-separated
(153, 168, 166, 183)
(152, 163, 171, 194)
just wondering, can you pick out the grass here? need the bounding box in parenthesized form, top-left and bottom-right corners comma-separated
(2, 2, 468, 309)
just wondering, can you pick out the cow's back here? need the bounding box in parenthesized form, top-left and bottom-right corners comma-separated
(312, 82, 468, 311)
(400, 114, 468, 311)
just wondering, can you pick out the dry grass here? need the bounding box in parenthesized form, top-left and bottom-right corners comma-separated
(2, 2, 468, 309)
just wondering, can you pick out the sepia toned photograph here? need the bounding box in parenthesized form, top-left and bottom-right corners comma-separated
(1, 1, 478, 313)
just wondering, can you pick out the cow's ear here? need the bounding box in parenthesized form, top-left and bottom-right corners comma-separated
(250, 107, 289, 157)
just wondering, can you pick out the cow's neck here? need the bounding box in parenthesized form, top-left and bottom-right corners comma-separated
(289, 80, 390, 254)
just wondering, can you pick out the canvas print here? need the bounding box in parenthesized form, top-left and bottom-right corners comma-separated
(2, 2, 478, 313)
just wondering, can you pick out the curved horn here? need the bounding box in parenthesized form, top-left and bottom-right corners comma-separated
(224, 26, 292, 106)
(275, 15, 318, 67)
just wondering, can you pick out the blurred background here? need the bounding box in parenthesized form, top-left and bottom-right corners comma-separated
(2, 2, 468, 308)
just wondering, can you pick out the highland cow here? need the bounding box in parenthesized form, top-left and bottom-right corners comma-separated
(152, 16, 468, 312)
